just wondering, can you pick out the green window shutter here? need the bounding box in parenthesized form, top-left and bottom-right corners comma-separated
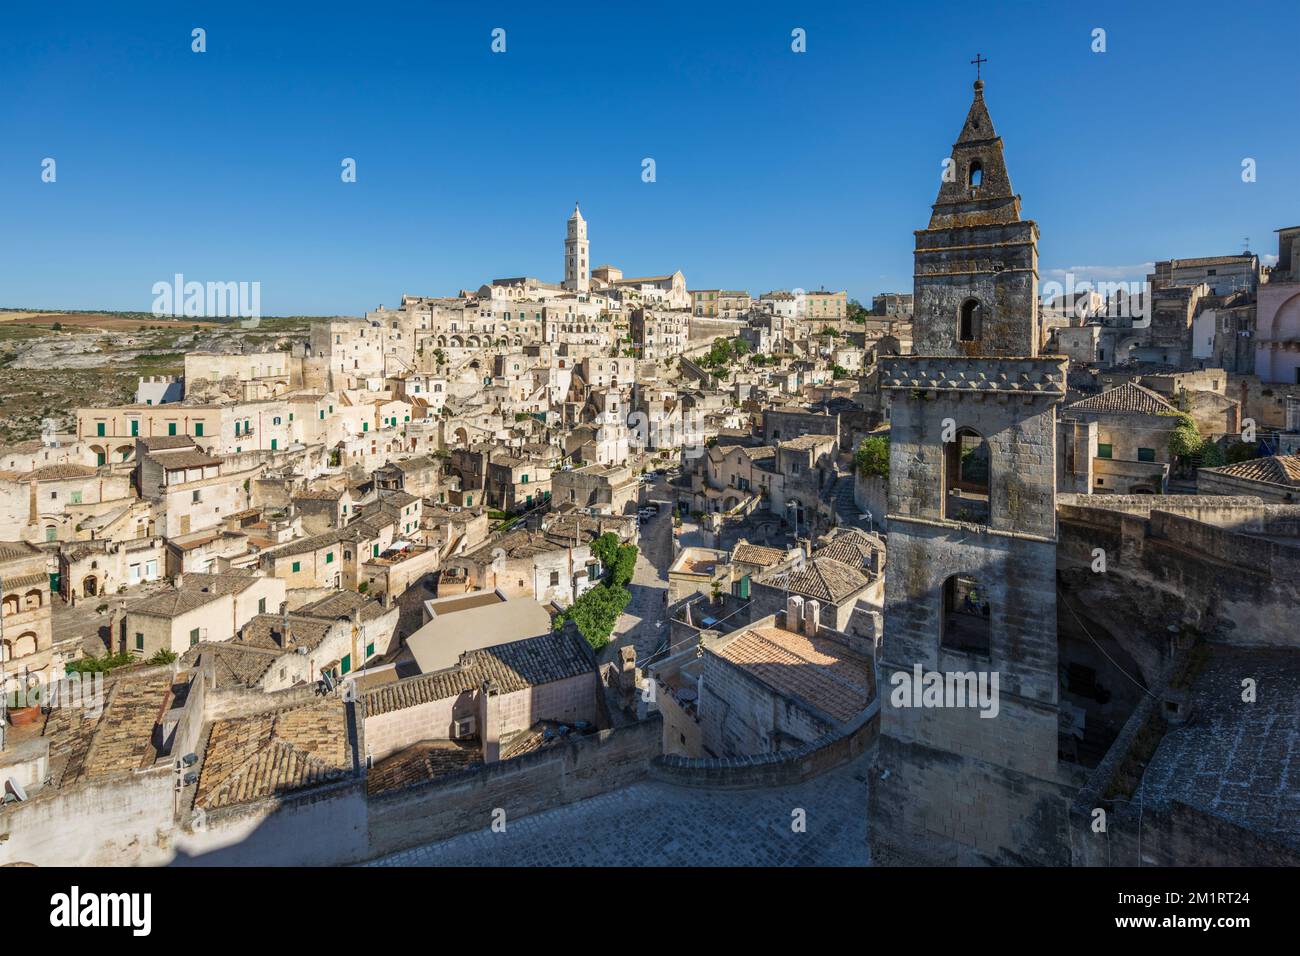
(195, 423, 204, 437)
(271, 439, 277, 450)
(1138, 447, 1156, 462)
(739, 575, 751, 599)
(190, 628, 200, 646)
(168, 423, 177, 436)
(96, 422, 105, 436)
(320, 410, 325, 420)
(130, 420, 139, 436)
(97, 452, 106, 466)
(258, 597, 266, 614)
(372, 544, 379, 557)
(326, 552, 334, 564)
(135, 633, 144, 651)
(366, 643, 375, 658)
(1097, 443, 1112, 459)
(292, 561, 301, 573)
(341, 654, 351, 675)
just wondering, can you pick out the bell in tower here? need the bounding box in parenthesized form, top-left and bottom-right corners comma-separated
(913, 77, 1041, 358)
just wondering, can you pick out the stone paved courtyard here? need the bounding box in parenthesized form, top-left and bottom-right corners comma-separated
(366, 749, 874, 866)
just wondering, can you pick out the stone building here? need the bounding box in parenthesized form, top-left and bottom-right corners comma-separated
(1061, 382, 1176, 494)
(696, 596, 874, 758)
(0, 541, 57, 691)
(871, 78, 1074, 865)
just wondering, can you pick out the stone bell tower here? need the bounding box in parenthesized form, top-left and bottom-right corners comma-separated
(869, 77, 1073, 865)
(564, 201, 590, 293)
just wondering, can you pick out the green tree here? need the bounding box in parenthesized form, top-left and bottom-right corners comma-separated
(1167, 413, 1202, 461)
(593, 531, 637, 587)
(855, 436, 890, 478)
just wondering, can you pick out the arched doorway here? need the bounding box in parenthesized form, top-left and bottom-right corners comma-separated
(82, 575, 98, 597)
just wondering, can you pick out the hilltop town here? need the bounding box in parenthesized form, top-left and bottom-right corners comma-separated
(1, 79, 1298, 868)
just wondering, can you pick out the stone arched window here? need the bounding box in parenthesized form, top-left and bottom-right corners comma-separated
(968, 159, 983, 188)
(958, 299, 982, 343)
(943, 427, 990, 524)
(23, 589, 42, 610)
(941, 574, 991, 656)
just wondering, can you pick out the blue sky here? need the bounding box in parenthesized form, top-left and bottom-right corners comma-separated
(1, 0, 1295, 315)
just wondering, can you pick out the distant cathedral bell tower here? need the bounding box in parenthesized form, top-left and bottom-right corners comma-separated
(564, 202, 590, 293)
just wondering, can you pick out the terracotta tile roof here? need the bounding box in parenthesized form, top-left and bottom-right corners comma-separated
(195, 699, 350, 810)
(295, 590, 390, 622)
(0, 540, 42, 563)
(26, 464, 98, 480)
(731, 542, 787, 568)
(813, 528, 885, 570)
(181, 642, 280, 687)
(758, 556, 869, 604)
(713, 625, 872, 723)
(1204, 454, 1300, 488)
(152, 449, 223, 470)
(42, 672, 174, 787)
(360, 630, 594, 717)
(128, 586, 227, 619)
(139, 435, 199, 451)
(366, 740, 479, 795)
(780, 433, 836, 451)
(3, 571, 48, 591)
(1066, 382, 1176, 416)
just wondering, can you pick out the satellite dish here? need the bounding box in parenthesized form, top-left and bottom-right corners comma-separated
(5, 778, 28, 802)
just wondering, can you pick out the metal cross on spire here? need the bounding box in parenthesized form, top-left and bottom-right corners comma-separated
(971, 53, 987, 81)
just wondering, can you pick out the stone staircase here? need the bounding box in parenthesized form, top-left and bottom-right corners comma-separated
(827, 471, 865, 528)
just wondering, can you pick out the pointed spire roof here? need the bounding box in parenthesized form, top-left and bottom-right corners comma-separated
(927, 80, 1022, 230)
(569, 201, 584, 222)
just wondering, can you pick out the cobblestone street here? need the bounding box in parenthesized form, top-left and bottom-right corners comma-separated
(366, 749, 874, 866)
(604, 485, 675, 666)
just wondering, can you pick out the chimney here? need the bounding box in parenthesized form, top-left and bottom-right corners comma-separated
(479, 679, 501, 763)
(804, 598, 821, 637)
(786, 594, 805, 634)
